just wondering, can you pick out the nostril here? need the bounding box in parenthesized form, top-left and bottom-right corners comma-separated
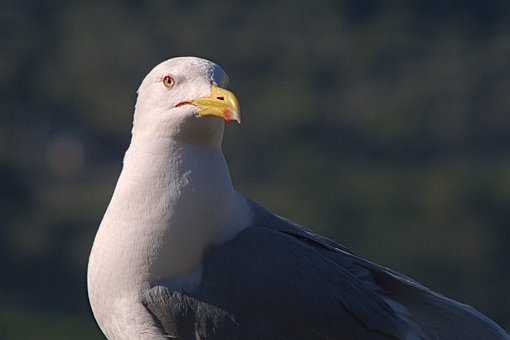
(217, 96, 225, 101)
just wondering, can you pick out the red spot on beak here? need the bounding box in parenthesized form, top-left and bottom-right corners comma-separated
(224, 108, 233, 123)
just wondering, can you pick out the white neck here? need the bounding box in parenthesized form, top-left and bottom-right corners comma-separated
(89, 136, 251, 295)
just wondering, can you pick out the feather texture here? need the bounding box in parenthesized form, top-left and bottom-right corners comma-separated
(142, 201, 509, 340)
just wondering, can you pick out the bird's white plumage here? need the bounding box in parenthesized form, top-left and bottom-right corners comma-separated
(88, 56, 510, 340)
(87, 57, 251, 339)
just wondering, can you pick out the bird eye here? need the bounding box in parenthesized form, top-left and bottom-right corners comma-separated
(162, 75, 175, 89)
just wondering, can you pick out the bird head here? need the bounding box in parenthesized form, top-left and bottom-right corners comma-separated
(133, 57, 240, 148)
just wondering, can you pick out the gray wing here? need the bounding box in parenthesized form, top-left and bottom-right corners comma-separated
(143, 226, 417, 340)
(142, 201, 509, 340)
(249, 201, 510, 340)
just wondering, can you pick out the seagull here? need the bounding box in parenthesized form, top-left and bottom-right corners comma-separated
(87, 56, 509, 340)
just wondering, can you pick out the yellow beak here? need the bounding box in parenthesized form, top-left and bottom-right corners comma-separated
(191, 85, 241, 123)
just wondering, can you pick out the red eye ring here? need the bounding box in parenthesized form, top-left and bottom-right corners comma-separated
(162, 75, 175, 88)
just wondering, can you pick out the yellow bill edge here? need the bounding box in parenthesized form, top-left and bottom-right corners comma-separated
(191, 85, 241, 123)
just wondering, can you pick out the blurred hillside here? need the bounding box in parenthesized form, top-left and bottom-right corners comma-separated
(2, 1, 510, 338)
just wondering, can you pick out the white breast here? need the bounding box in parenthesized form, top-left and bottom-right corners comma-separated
(87, 137, 252, 339)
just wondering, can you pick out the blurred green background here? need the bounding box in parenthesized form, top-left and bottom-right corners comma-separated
(2, 1, 510, 338)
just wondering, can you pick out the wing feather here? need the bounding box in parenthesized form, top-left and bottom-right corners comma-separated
(141, 200, 509, 340)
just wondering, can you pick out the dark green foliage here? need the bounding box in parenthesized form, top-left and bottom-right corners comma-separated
(1, 1, 509, 338)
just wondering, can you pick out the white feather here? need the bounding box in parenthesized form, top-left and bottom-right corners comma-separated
(87, 57, 252, 339)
